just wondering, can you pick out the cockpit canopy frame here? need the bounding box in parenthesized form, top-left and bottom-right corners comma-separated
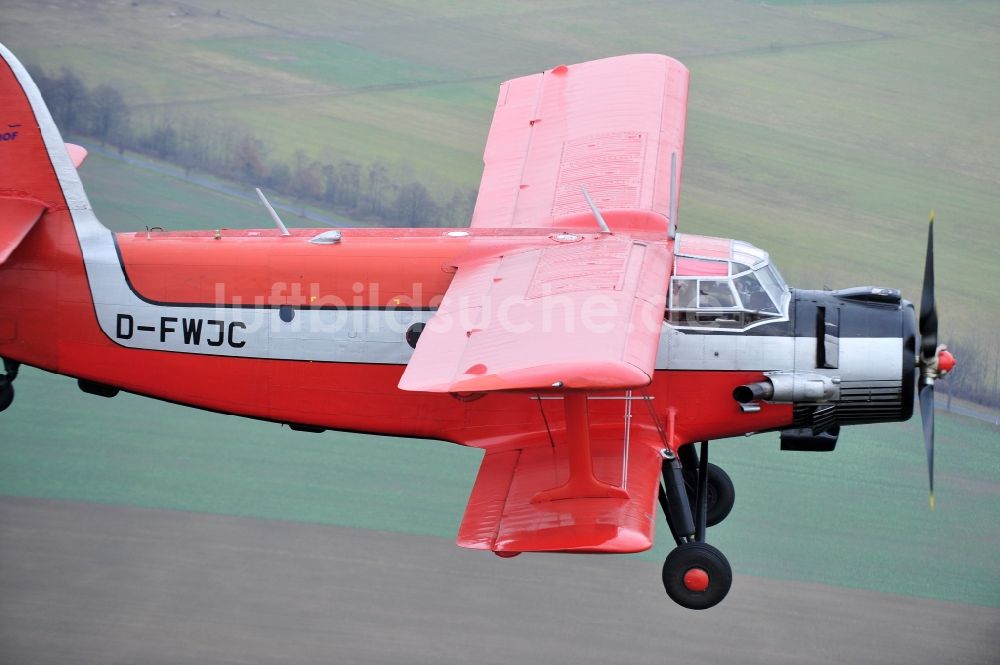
(667, 234, 790, 331)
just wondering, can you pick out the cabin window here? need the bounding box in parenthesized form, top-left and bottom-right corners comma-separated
(668, 277, 743, 329)
(698, 280, 737, 308)
(671, 278, 697, 310)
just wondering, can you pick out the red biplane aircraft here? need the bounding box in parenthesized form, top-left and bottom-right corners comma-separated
(0, 43, 954, 609)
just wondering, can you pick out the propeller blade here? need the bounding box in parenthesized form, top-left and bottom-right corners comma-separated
(918, 382, 935, 510)
(919, 212, 938, 359)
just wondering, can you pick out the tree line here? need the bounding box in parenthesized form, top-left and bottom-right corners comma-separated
(28, 65, 477, 228)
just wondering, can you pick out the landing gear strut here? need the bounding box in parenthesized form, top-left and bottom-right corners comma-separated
(658, 441, 733, 610)
(0, 358, 19, 413)
(680, 444, 735, 528)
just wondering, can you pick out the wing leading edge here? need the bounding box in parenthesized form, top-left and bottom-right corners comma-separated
(397, 234, 670, 393)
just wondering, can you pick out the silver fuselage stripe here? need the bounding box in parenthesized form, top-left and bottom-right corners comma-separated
(655, 324, 902, 383)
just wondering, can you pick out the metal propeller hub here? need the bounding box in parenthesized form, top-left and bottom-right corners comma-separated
(919, 344, 956, 385)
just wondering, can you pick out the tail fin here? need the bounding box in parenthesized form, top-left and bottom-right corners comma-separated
(0, 41, 102, 266)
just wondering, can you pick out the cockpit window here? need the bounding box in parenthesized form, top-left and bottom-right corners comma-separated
(760, 265, 787, 300)
(757, 268, 782, 308)
(732, 240, 767, 269)
(667, 233, 789, 331)
(698, 280, 737, 308)
(734, 272, 778, 313)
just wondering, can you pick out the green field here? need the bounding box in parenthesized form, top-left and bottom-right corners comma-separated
(78, 150, 332, 232)
(81, 152, 271, 232)
(2, 366, 998, 607)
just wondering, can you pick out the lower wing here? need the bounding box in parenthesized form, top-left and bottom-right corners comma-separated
(458, 421, 665, 554)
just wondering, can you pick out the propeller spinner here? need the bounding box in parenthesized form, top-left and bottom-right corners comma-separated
(916, 212, 956, 510)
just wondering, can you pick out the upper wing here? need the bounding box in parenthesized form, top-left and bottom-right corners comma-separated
(471, 54, 689, 230)
(397, 234, 669, 393)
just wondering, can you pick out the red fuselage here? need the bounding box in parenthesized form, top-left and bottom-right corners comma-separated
(0, 222, 791, 450)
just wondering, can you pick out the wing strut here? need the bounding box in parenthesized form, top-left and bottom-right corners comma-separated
(255, 188, 291, 236)
(532, 393, 629, 502)
(668, 152, 678, 239)
(581, 186, 612, 235)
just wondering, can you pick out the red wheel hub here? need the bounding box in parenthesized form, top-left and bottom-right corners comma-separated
(683, 567, 710, 592)
(494, 550, 521, 558)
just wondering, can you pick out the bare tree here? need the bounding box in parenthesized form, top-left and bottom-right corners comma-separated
(322, 163, 338, 205)
(395, 182, 438, 227)
(230, 135, 268, 182)
(289, 150, 323, 200)
(46, 68, 92, 132)
(144, 124, 178, 159)
(336, 161, 361, 209)
(366, 162, 392, 217)
(90, 84, 128, 145)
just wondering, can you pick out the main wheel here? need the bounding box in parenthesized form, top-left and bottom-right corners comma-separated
(704, 463, 735, 527)
(662, 542, 732, 610)
(0, 382, 13, 413)
(686, 463, 735, 527)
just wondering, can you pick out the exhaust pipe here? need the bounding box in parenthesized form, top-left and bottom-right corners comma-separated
(734, 372, 839, 404)
(733, 381, 773, 404)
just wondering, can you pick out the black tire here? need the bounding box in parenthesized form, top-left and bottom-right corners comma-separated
(704, 463, 735, 527)
(686, 462, 736, 527)
(662, 541, 732, 610)
(0, 382, 13, 413)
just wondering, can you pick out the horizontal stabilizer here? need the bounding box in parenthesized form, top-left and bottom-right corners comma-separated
(458, 426, 664, 553)
(65, 143, 87, 168)
(0, 196, 46, 265)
